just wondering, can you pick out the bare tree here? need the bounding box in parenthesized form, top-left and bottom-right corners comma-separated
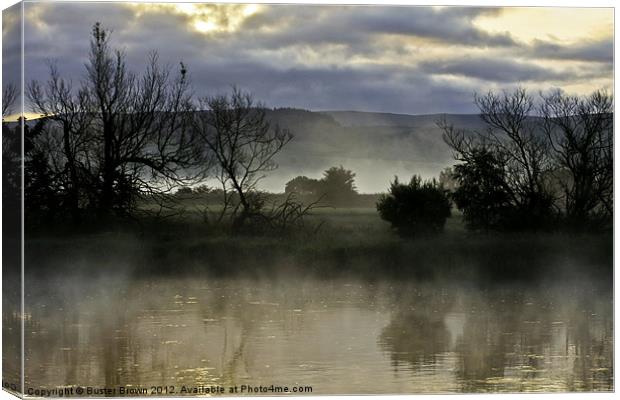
(234, 192, 324, 235)
(438, 88, 555, 231)
(24, 22, 204, 221)
(441, 89, 553, 206)
(2, 83, 21, 230)
(27, 65, 95, 220)
(540, 89, 613, 227)
(193, 88, 292, 229)
(473, 88, 552, 206)
(440, 87, 612, 231)
(438, 116, 516, 206)
(2, 83, 17, 117)
(86, 23, 203, 216)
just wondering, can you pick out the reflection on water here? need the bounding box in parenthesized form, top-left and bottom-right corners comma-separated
(22, 277, 612, 394)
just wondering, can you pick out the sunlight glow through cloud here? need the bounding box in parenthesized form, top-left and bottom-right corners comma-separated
(128, 2, 263, 34)
(473, 7, 613, 43)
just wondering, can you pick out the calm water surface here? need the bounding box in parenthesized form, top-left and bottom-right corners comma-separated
(22, 276, 612, 394)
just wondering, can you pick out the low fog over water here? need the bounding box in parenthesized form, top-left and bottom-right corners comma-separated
(10, 230, 612, 394)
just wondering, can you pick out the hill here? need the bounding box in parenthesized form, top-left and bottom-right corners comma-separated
(9, 109, 488, 193)
(259, 109, 485, 193)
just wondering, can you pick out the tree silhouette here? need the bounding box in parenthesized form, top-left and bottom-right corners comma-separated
(320, 165, 357, 206)
(27, 64, 94, 221)
(26, 22, 201, 220)
(451, 148, 512, 231)
(284, 176, 321, 196)
(377, 175, 451, 237)
(439, 88, 556, 231)
(540, 89, 613, 230)
(2, 83, 17, 117)
(193, 87, 292, 229)
(2, 102, 21, 235)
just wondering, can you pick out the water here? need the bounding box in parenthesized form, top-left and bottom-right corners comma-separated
(20, 276, 612, 394)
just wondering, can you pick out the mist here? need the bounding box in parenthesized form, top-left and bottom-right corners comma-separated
(18, 227, 613, 393)
(252, 110, 482, 193)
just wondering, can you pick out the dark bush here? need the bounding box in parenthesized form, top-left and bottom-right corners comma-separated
(377, 176, 451, 237)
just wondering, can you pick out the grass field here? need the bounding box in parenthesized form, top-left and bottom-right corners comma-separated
(24, 206, 612, 287)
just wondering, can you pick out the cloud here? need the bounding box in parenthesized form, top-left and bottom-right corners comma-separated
(10, 2, 614, 115)
(180, 60, 478, 114)
(419, 57, 583, 83)
(528, 38, 613, 63)
(240, 5, 517, 49)
(3, 3, 23, 108)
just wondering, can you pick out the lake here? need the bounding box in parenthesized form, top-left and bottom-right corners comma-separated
(18, 274, 612, 394)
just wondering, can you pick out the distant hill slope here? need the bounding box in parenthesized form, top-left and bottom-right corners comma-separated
(260, 109, 486, 193)
(320, 110, 484, 129)
(10, 109, 487, 193)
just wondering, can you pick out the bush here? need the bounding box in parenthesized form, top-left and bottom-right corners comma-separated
(377, 176, 451, 237)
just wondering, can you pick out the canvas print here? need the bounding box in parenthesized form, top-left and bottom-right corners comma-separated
(2, 1, 614, 397)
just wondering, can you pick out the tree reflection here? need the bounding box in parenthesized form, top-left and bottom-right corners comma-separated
(379, 285, 613, 392)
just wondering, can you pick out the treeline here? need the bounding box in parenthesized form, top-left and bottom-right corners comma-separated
(376, 88, 612, 236)
(4, 23, 382, 233)
(4, 23, 200, 227)
(441, 88, 612, 233)
(174, 188, 381, 210)
(284, 165, 366, 207)
(175, 165, 381, 208)
(2, 23, 297, 232)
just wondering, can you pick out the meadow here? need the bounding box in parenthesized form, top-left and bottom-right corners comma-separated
(25, 203, 613, 287)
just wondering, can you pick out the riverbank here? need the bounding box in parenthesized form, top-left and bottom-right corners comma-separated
(22, 209, 612, 286)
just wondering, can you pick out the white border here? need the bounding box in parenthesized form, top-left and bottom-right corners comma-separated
(0, 1, 616, 400)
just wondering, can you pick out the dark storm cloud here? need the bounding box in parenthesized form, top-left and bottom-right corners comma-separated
(9, 2, 614, 115)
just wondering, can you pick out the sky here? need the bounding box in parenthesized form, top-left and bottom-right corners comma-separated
(2, 2, 614, 115)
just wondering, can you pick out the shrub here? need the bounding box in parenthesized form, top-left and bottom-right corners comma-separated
(377, 176, 451, 237)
